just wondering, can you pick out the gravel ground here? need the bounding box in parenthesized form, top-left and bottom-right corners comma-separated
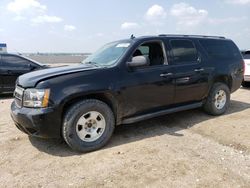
(0, 88, 250, 187)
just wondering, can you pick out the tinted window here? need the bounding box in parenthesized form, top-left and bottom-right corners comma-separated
(170, 40, 198, 64)
(199, 39, 241, 60)
(242, 51, 250, 59)
(2, 55, 31, 67)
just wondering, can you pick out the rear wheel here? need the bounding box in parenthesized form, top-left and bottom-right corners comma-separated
(62, 99, 115, 152)
(203, 83, 230, 116)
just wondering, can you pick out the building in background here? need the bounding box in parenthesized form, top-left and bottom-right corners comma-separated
(0, 43, 7, 53)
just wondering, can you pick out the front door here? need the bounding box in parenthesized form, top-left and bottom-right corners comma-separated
(119, 40, 175, 118)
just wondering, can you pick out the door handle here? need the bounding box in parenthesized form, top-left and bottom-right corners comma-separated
(160, 73, 173, 77)
(194, 68, 204, 72)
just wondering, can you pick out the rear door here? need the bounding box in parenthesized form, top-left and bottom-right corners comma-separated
(167, 38, 209, 104)
(1, 54, 33, 91)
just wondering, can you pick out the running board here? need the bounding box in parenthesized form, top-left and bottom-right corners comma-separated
(122, 102, 203, 124)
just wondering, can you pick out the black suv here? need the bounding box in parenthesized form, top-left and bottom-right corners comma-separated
(0, 53, 47, 93)
(11, 35, 244, 152)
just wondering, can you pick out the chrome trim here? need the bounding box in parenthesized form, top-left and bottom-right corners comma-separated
(14, 86, 24, 108)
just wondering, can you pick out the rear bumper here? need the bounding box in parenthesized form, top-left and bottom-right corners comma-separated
(11, 101, 62, 138)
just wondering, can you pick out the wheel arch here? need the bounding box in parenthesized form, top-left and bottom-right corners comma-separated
(213, 75, 232, 91)
(62, 91, 119, 124)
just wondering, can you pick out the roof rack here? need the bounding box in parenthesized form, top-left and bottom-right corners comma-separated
(158, 34, 225, 39)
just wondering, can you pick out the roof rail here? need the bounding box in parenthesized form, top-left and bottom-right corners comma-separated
(158, 34, 225, 39)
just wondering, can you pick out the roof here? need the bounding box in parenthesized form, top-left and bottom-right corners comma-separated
(130, 34, 227, 41)
(157, 34, 226, 39)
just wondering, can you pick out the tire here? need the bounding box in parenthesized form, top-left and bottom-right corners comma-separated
(242, 81, 250, 87)
(62, 99, 115, 152)
(203, 82, 230, 116)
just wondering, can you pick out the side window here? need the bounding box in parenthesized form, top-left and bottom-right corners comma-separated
(243, 51, 250, 59)
(2, 55, 30, 68)
(199, 39, 241, 60)
(138, 46, 149, 56)
(132, 41, 166, 66)
(170, 39, 198, 64)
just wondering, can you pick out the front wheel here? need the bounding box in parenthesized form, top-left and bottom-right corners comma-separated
(203, 83, 230, 116)
(62, 99, 115, 152)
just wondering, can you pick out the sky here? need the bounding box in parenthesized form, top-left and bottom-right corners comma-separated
(0, 0, 250, 53)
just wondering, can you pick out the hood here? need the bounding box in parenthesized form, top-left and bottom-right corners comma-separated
(17, 64, 99, 88)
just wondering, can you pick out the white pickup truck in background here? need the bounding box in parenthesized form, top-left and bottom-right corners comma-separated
(242, 50, 250, 87)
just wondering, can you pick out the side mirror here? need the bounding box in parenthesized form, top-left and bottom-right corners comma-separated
(127, 55, 149, 68)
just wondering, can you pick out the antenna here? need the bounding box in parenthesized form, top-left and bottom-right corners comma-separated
(130, 34, 135, 39)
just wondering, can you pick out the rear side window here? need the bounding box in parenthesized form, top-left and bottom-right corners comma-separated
(170, 39, 198, 64)
(242, 51, 250, 59)
(2, 55, 30, 67)
(199, 39, 241, 60)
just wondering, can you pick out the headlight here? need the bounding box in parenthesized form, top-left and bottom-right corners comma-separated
(23, 89, 50, 108)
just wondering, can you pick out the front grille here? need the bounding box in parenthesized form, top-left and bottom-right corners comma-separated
(14, 86, 24, 108)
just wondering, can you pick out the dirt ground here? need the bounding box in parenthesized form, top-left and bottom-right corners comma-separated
(0, 88, 250, 188)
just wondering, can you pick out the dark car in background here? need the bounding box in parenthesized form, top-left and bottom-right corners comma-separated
(0, 53, 48, 93)
(241, 50, 250, 87)
(11, 35, 244, 152)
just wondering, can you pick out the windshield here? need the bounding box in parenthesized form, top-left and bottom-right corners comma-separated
(82, 41, 131, 66)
